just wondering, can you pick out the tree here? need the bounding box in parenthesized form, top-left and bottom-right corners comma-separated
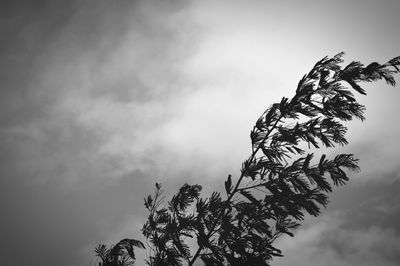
(95, 52, 400, 266)
(94, 239, 145, 266)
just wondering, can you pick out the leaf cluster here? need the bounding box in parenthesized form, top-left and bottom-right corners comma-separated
(142, 183, 202, 265)
(94, 238, 145, 266)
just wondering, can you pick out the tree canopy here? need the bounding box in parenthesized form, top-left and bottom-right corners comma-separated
(95, 52, 400, 266)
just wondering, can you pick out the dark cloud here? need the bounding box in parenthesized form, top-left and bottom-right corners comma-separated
(0, 0, 189, 127)
(0, 0, 77, 127)
(329, 177, 400, 231)
(0, 167, 152, 266)
(275, 213, 400, 266)
(0, 0, 191, 182)
(0, 1, 192, 265)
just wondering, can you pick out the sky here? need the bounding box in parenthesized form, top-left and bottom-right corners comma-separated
(0, 0, 399, 265)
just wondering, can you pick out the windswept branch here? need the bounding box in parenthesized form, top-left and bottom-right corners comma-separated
(95, 53, 400, 266)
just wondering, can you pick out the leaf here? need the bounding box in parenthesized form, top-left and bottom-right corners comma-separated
(240, 190, 261, 209)
(124, 238, 146, 249)
(302, 154, 313, 171)
(388, 56, 400, 71)
(318, 154, 327, 174)
(348, 79, 367, 94)
(292, 145, 305, 154)
(224, 175, 232, 195)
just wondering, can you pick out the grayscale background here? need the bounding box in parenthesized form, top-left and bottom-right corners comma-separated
(0, 1, 399, 265)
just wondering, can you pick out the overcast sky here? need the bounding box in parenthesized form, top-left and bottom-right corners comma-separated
(1, 1, 399, 265)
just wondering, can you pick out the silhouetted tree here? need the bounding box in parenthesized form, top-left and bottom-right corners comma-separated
(95, 52, 400, 266)
(94, 239, 145, 266)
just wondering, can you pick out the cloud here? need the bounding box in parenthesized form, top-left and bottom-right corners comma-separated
(0, 0, 194, 187)
(274, 213, 400, 266)
(0, 1, 196, 265)
(1, 1, 400, 266)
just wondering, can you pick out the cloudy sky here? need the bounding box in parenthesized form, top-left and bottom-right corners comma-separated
(1, 0, 399, 265)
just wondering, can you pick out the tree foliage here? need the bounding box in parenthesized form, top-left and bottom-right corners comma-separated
(94, 238, 145, 266)
(95, 53, 400, 266)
